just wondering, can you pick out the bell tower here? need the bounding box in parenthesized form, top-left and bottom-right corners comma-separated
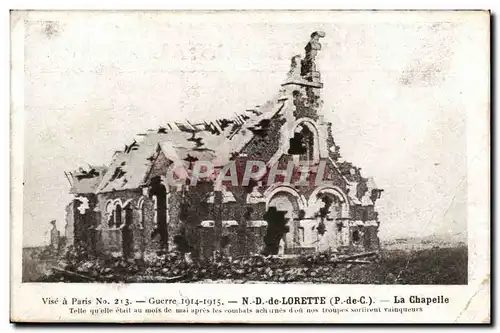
(280, 31, 335, 163)
(281, 31, 325, 121)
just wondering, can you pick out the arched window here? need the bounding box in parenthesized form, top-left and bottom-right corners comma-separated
(148, 176, 169, 250)
(300, 125, 314, 161)
(124, 203, 133, 227)
(152, 196, 158, 229)
(105, 201, 115, 228)
(115, 204, 122, 227)
(108, 210, 115, 228)
(137, 199, 145, 229)
(288, 122, 316, 162)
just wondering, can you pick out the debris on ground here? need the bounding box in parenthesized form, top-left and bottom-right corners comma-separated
(32, 245, 468, 285)
(36, 246, 381, 283)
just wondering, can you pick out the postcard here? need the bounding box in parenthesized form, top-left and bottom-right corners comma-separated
(10, 10, 490, 323)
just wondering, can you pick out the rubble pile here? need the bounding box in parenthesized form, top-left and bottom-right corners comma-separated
(38, 245, 379, 283)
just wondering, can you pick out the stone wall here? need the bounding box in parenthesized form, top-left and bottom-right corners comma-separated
(95, 189, 154, 256)
(91, 184, 378, 258)
(71, 194, 100, 254)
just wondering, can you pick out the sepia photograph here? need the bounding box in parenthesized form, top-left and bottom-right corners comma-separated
(11, 10, 490, 323)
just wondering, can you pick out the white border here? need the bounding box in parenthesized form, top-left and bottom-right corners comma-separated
(4, 2, 495, 330)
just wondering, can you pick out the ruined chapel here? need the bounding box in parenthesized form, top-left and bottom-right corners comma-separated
(64, 31, 383, 259)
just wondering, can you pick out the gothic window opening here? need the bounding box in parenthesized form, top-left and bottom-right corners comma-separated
(302, 125, 314, 161)
(149, 176, 168, 250)
(120, 202, 134, 259)
(288, 124, 315, 161)
(138, 200, 145, 229)
(124, 203, 133, 227)
(115, 204, 122, 227)
(106, 201, 119, 228)
(108, 210, 115, 228)
(152, 196, 158, 229)
(150, 177, 167, 228)
(152, 192, 167, 229)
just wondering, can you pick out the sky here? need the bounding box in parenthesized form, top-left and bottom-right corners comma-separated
(20, 11, 488, 246)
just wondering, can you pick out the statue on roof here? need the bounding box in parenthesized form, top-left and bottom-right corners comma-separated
(301, 31, 326, 82)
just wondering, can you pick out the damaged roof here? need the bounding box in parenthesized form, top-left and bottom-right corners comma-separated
(67, 166, 108, 194)
(94, 93, 286, 193)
